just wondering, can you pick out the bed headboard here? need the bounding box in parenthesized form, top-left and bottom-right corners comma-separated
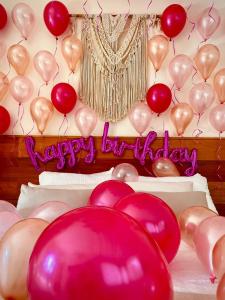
(0, 135, 225, 214)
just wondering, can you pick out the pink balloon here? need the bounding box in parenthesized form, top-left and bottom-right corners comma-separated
(28, 207, 173, 300)
(194, 216, 225, 281)
(10, 75, 33, 104)
(75, 106, 97, 138)
(29, 201, 72, 223)
(0, 211, 22, 239)
(129, 102, 152, 135)
(11, 3, 35, 40)
(33, 51, 58, 84)
(0, 40, 6, 59)
(169, 54, 193, 90)
(189, 82, 215, 116)
(197, 7, 220, 42)
(209, 104, 225, 133)
(88, 180, 134, 207)
(0, 200, 17, 214)
(112, 163, 139, 182)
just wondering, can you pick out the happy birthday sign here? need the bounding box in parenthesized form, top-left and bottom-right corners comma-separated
(25, 122, 198, 176)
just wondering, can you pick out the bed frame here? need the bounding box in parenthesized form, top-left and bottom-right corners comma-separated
(0, 135, 225, 215)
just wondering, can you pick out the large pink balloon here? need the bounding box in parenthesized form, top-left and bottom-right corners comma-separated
(209, 104, 225, 133)
(112, 163, 139, 182)
(189, 82, 215, 116)
(0, 200, 17, 214)
(0, 211, 22, 240)
(33, 51, 58, 84)
(10, 75, 33, 104)
(75, 106, 97, 138)
(88, 180, 134, 207)
(128, 102, 152, 136)
(28, 207, 173, 300)
(197, 7, 220, 42)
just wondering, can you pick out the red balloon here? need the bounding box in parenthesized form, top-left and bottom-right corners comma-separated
(115, 192, 180, 263)
(88, 180, 134, 207)
(43, 1, 70, 37)
(161, 4, 187, 39)
(0, 106, 10, 134)
(0, 4, 7, 30)
(146, 83, 172, 114)
(28, 207, 173, 300)
(51, 83, 77, 115)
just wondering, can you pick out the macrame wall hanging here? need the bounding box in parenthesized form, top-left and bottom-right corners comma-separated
(80, 14, 159, 122)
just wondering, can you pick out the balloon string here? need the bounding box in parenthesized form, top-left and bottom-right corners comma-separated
(173, 88, 180, 103)
(143, 166, 154, 177)
(5, 62, 11, 78)
(19, 103, 25, 135)
(12, 103, 21, 135)
(53, 63, 60, 84)
(53, 37, 58, 57)
(26, 120, 34, 136)
(172, 39, 176, 56)
(208, 1, 215, 23)
(192, 66, 198, 84)
(38, 83, 47, 97)
(216, 132, 223, 181)
(64, 115, 69, 136)
(68, 71, 74, 84)
(96, 0, 103, 31)
(153, 70, 157, 84)
(186, 2, 196, 40)
(147, 0, 153, 12)
(192, 128, 203, 137)
(17, 38, 25, 45)
(126, 0, 131, 18)
(83, 0, 89, 15)
(170, 83, 176, 105)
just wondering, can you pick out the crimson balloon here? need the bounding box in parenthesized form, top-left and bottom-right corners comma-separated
(0, 4, 7, 30)
(115, 192, 181, 263)
(28, 207, 173, 300)
(146, 83, 172, 114)
(43, 1, 70, 37)
(0, 106, 10, 134)
(161, 4, 187, 39)
(88, 180, 134, 207)
(51, 83, 77, 115)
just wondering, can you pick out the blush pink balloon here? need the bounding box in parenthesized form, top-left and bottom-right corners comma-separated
(209, 104, 225, 133)
(29, 201, 72, 223)
(189, 82, 215, 116)
(10, 75, 33, 104)
(169, 54, 193, 90)
(0, 211, 22, 240)
(197, 7, 220, 42)
(33, 51, 58, 84)
(129, 102, 152, 136)
(112, 163, 139, 182)
(0, 200, 17, 214)
(75, 106, 97, 138)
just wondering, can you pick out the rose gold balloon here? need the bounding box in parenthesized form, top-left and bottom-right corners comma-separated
(189, 82, 215, 116)
(152, 157, 180, 177)
(30, 97, 54, 134)
(197, 7, 220, 42)
(75, 106, 97, 138)
(0, 41, 6, 59)
(0, 218, 48, 300)
(129, 102, 152, 136)
(217, 272, 225, 300)
(33, 50, 58, 84)
(10, 75, 33, 104)
(11, 3, 35, 40)
(214, 68, 225, 104)
(147, 34, 169, 72)
(194, 44, 220, 82)
(209, 104, 225, 133)
(170, 103, 193, 136)
(213, 235, 225, 280)
(178, 206, 217, 247)
(7, 44, 30, 75)
(0, 200, 17, 214)
(112, 163, 139, 182)
(0, 72, 9, 102)
(62, 35, 82, 73)
(0, 211, 22, 240)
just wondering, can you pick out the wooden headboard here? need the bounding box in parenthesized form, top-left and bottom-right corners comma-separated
(0, 135, 225, 215)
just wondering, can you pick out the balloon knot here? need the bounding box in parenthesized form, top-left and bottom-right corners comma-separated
(210, 274, 216, 284)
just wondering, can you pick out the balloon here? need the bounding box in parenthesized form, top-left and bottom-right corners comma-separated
(7, 44, 30, 75)
(161, 4, 187, 39)
(189, 82, 215, 116)
(0, 40, 6, 59)
(169, 55, 193, 90)
(0, 211, 22, 240)
(44, 1, 70, 37)
(0, 4, 7, 30)
(146, 83, 172, 114)
(0, 72, 9, 102)
(194, 216, 225, 281)
(147, 35, 169, 72)
(30, 97, 54, 134)
(0, 218, 48, 300)
(10, 76, 33, 104)
(0, 200, 17, 214)
(170, 103, 193, 136)
(194, 44, 220, 82)
(11, 3, 35, 39)
(62, 35, 83, 73)
(115, 192, 180, 263)
(197, 7, 220, 42)
(209, 104, 225, 133)
(217, 273, 225, 300)
(0, 106, 10, 134)
(33, 50, 58, 84)
(112, 163, 139, 182)
(75, 106, 97, 138)
(51, 83, 77, 115)
(88, 180, 134, 207)
(178, 206, 217, 247)
(214, 68, 225, 104)
(152, 157, 180, 177)
(128, 102, 152, 135)
(28, 207, 173, 300)
(29, 201, 71, 223)
(213, 235, 225, 280)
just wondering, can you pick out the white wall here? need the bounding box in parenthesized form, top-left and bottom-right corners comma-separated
(0, 0, 225, 137)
